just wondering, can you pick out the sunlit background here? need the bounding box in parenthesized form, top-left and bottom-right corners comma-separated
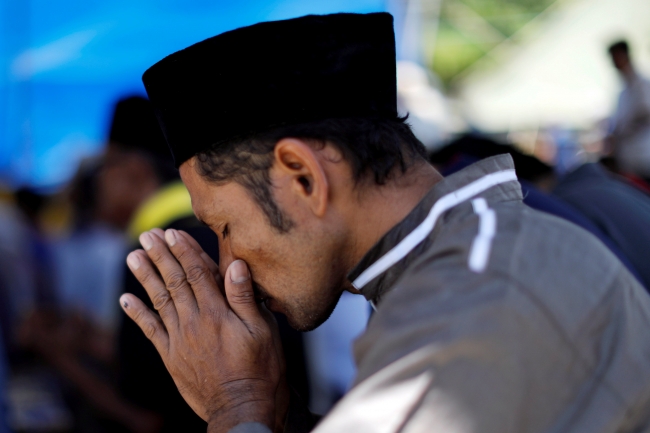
(2, 2, 650, 431)
(2, 0, 650, 189)
(0, 0, 386, 189)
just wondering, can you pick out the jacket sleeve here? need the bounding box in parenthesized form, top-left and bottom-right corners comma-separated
(228, 423, 273, 433)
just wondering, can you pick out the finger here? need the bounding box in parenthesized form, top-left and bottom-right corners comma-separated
(178, 230, 222, 286)
(178, 231, 220, 274)
(150, 227, 165, 239)
(120, 293, 169, 356)
(178, 229, 203, 251)
(151, 228, 181, 277)
(224, 260, 264, 331)
(202, 252, 221, 281)
(127, 250, 179, 328)
(140, 231, 199, 316)
(164, 229, 223, 306)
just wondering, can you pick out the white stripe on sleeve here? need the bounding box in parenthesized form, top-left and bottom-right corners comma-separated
(468, 197, 496, 273)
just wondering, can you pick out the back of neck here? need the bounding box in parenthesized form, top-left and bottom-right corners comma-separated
(345, 160, 442, 280)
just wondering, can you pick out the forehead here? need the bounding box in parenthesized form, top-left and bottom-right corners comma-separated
(179, 159, 247, 224)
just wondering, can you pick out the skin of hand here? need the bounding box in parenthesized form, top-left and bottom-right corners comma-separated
(120, 228, 289, 433)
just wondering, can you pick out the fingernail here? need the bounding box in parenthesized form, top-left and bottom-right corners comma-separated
(120, 295, 129, 309)
(127, 253, 141, 270)
(140, 232, 153, 250)
(230, 260, 250, 283)
(165, 229, 178, 247)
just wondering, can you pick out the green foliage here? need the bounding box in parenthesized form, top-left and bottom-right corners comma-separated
(429, 23, 490, 83)
(429, 0, 557, 87)
(461, 0, 555, 35)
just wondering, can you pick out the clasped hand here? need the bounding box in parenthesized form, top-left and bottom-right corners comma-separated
(120, 228, 288, 433)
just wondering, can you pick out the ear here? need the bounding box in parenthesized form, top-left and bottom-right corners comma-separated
(273, 138, 329, 217)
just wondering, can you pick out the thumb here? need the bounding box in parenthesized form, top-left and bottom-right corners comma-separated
(225, 260, 262, 328)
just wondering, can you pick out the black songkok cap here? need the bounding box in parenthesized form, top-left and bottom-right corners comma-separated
(109, 96, 169, 159)
(142, 12, 397, 167)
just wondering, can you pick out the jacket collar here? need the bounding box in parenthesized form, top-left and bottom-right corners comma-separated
(347, 154, 521, 304)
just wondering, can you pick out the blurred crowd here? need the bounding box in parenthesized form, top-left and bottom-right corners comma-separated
(0, 37, 649, 433)
(0, 95, 368, 433)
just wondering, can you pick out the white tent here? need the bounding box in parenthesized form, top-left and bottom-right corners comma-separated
(457, 0, 650, 132)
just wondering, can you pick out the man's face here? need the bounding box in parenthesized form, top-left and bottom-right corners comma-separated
(180, 156, 350, 331)
(611, 51, 631, 72)
(97, 146, 159, 229)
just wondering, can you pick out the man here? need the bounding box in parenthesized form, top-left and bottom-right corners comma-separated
(552, 161, 650, 293)
(98, 96, 181, 233)
(607, 40, 650, 179)
(120, 13, 650, 433)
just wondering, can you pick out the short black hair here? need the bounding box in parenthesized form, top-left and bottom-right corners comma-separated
(608, 40, 629, 56)
(195, 116, 427, 232)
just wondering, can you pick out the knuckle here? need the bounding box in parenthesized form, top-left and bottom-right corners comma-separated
(138, 270, 155, 286)
(172, 290, 190, 304)
(166, 272, 188, 292)
(205, 307, 223, 322)
(144, 321, 158, 341)
(152, 291, 172, 311)
(185, 264, 208, 286)
(230, 290, 255, 305)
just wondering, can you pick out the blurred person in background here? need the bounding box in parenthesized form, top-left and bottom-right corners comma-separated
(429, 134, 644, 289)
(0, 326, 10, 433)
(18, 96, 178, 433)
(0, 187, 12, 425)
(553, 159, 650, 293)
(429, 133, 650, 293)
(11, 188, 79, 433)
(607, 40, 650, 180)
(14, 188, 58, 313)
(0, 186, 37, 357)
(50, 158, 126, 354)
(97, 97, 182, 233)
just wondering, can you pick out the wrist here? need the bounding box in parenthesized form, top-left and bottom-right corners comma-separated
(207, 400, 275, 433)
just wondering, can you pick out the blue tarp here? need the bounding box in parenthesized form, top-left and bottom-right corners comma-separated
(0, 0, 386, 189)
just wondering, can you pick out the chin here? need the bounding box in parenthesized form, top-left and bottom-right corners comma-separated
(282, 292, 342, 332)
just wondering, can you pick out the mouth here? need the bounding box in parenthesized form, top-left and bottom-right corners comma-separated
(252, 281, 283, 313)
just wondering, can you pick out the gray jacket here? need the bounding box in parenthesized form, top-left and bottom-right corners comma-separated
(235, 155, 650, 433)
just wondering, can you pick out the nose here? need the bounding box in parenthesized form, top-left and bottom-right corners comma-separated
(218, 241, 235, 278)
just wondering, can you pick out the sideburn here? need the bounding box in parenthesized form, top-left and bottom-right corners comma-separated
(238, 170, 295, 234)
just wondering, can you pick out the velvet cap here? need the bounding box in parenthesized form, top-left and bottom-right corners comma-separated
(142, 12, 397, 167)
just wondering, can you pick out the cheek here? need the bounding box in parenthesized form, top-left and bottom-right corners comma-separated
(223, 222, 271, 271)
(234, 237, 275, 274)
(232, 232, 295, 293)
